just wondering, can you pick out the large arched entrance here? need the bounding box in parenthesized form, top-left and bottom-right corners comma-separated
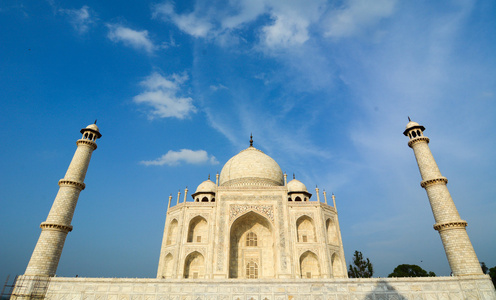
(229, 211, 274, 278)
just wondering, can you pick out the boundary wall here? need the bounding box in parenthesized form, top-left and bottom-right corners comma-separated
(12, 275, 496, 300)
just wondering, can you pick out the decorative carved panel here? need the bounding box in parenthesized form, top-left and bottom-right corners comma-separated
(229, 205, 274, 224)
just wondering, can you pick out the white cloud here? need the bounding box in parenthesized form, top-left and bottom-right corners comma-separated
(133, 72, 196, 119)
(153, 3, 213, 38)
(59, 5, 95, 34)
(107, 24, 156, 54)
(140, 149, 219, 166)
(324, 0, 396, 38)
(261, 14, 310, 48)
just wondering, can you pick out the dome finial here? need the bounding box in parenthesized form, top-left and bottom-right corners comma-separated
(208, 174, 210, 180)
(94, 119, 97, 124)
(250, 133, 253, 147)
(408, 116, 411, 122)
(293, 173, 295, 179)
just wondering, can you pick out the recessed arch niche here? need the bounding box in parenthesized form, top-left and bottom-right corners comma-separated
(187, 216, 208, 243)
(163, 253, 174, 278)
(296, 215, 316, 243)
(331, 253, 345, 278)
(166, 219, 178, 245)
(183, 251, 205, 279)
(326, 218, 338, 244)
(300, 251, 320, 278)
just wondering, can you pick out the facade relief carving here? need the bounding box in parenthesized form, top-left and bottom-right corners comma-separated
(229, 204, 274, 224)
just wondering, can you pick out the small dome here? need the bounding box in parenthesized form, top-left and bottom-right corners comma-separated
(195, 179, 216, 193)
(86, 123, 100, 132)
(287, 179, 307, 192)
(219, 146, 284, 187)
(405, 121, 420, 130)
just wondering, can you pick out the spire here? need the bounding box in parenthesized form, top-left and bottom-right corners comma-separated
(408, 116, 411, 122)
(94, 119, 97, 124)
(250, 133, 253, 147)
(208, 174, 210, 180)
(293, 173, 295, 179)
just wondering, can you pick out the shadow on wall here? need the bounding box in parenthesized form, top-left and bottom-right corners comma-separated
(366, 280, 407, 300)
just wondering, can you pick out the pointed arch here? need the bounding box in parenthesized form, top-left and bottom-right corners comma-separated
(332, 253, 345, 278)
(296, 215, 316, 243)
(326, 218, 338, 244)
(229, 211, 274, 278)
(164, 253, 174, 278)
(300, 251, 320, 278)
(183, 251, 205, 279)
(187, 216, 208, 243)
(166, 219, 178, 245)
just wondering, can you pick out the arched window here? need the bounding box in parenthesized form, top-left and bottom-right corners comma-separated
(246, 232, 257, 246)
(295, 196, 302, 202)
(288, 197, 292, 201)
(211, 198, 215, 202)
(201, 197, 208, 202)
(246, 261, 258, 279)
(412, 131, 417, 138)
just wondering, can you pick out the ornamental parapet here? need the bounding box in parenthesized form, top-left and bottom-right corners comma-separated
(40, 222, 73, 232)
(76, 139, 97, 150)
(433, 220, 468, 231)
(58, 179, 86, 190)
(408, 136, 430, 148)
(420, 177, 448, 188)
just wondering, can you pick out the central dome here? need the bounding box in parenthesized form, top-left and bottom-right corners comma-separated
(219, 146, 284, 187)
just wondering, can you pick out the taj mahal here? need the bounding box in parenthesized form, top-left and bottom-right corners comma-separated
(11, 120, 496, 299)
(157, 136, 346, 280)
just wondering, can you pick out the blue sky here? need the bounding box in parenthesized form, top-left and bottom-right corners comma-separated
(1, 0, 495, 280)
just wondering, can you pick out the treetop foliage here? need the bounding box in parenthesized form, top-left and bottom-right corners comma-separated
(388, 264, 435, 277)
(348, 250, 374, 278)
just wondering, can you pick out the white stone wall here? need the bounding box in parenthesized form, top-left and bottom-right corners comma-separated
(12, 275, 496, 300)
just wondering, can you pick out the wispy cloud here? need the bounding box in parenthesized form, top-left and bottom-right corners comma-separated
(107, 24, 156, 54)
(57, 5, 96, 34)
(140, 149, 219, 166)
(209, 84, 228, 91)
(152, 0, 395, 49)
(133, 72, 197, 119)
(323, 0, 397, 38)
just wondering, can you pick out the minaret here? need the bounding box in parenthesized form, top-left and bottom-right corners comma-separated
(404, 119, 482, 276)
(24, 123, 102, 276)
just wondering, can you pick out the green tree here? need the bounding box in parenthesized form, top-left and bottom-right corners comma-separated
(348, 250, 374, 278)
(388, 264, 436, 277)
(489, 266, 496, 287)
